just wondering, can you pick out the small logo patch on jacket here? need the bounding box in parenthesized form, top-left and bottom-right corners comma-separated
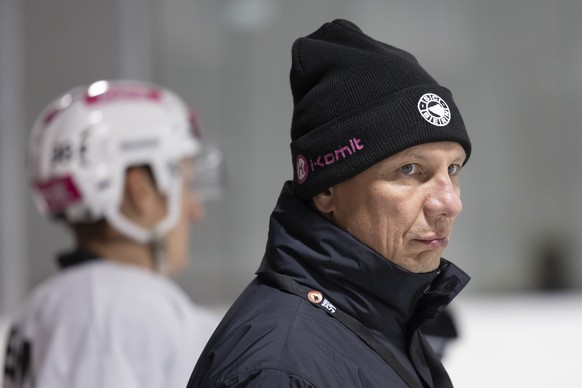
(307, 290, 336, 314)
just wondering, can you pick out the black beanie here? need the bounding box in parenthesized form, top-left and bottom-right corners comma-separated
(290, 19, 471, 200)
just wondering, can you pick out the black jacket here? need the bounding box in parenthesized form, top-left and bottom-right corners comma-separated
(188, 183, 470, 387)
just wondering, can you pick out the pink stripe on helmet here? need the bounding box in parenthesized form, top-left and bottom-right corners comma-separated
(34, 175, 82, 215)
(85, 86, 162, 105)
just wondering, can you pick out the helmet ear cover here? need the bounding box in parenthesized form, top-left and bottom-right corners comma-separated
(29, 80, 200, 243)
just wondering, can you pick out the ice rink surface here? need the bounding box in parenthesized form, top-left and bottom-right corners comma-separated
(0, 293, 580, 387)
(445, 293, 582, 388)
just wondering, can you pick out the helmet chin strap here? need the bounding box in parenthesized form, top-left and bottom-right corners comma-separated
(148, 232, 168, 274)
(104, 178, 183, 274)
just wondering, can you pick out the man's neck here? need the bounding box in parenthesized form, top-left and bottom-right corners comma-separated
(77, 239, 155, 271)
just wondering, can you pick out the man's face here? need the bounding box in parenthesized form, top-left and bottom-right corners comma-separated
(313, 141, 466, 273)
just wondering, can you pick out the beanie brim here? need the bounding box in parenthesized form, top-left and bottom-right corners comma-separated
(291, 84, 471, 200)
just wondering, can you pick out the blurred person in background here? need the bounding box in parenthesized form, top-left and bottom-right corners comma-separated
(188, 19, 471, 388)
(2, 80, 225, 388)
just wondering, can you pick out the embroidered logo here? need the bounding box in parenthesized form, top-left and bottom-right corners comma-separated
(296, 138, 364, 185)
(417, 93, 451, 126)
(296, 154, 308, 184)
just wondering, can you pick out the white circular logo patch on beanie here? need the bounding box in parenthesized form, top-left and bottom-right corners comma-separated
(418, 93, 451, 126)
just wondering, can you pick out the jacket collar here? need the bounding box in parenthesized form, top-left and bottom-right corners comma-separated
(260, 182, 470, 347)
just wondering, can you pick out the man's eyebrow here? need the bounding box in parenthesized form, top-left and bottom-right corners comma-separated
(398, 151, 466, 163)
(404, 152, 426, 160)
(397, 152, 431, 162)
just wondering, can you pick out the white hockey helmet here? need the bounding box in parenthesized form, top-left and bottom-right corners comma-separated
(28, 79, 215, 244)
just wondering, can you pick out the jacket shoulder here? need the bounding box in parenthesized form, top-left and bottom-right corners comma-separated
(189, 279, 404, 388)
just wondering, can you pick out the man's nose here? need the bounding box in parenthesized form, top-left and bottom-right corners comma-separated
(424, 175, 462, 219)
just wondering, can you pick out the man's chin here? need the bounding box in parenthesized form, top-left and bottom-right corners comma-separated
(404, 253, 442, 274)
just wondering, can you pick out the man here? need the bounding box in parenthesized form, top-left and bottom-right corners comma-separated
(188, 19, 471, 388)
(2, 80, 224, 388)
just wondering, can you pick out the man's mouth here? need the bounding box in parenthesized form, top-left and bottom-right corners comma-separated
(415, 235, 449, 249)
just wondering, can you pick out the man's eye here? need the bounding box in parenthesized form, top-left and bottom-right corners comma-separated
(448, 164, 462, 175)
(400, 164, 417, 175)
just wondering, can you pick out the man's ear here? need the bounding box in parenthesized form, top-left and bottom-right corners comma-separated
(312, 188, 335, 215)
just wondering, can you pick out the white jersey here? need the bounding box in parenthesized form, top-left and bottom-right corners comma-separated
(2, 259, 220, 388)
